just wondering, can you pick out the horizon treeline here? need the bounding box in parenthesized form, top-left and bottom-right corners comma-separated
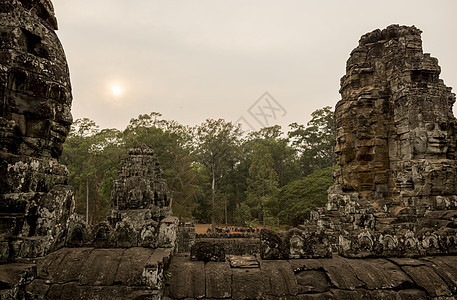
(60, 106, 335, 227)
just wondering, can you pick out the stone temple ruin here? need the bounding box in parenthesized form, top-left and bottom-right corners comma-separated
(165, 25, 457, 299)
(65, 144, 178, 250)
(105, 144, 175, 249)
(324, 25, 457, 258)
(2, 1, 457, 299)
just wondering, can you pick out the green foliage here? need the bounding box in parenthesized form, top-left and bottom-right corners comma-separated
(61, 121, 122, 224)
(246, 143, 279, 226)
(277, 166, 335, 226)
(289, 106, 335, 176)
(233, 202, 251, 226)
(246, 125, 300, 187)
(61, 106, 336, 227)
(193, 119, 243, 225)
(194, 118, 242, 175)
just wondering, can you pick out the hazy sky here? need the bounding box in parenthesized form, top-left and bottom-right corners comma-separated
(53, 0, 457, 132)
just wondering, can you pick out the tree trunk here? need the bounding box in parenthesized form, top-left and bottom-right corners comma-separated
(86, 177, 89, 225)
(224, 198, 228, 225)
(211, 166, 216, 233)
(263, 210, 266, 228)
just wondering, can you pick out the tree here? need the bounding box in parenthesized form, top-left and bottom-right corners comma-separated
(62, 113, 200, 223)
(194, 119, 242, 228)
(277, 166, 335, 226)
(233, 202, 251, 226)
(246, 143, 279, 227)
(247, 126, 300, 187)
(61, 120, 122, 224)
(289, 106, 335, 176)
(70, 118, 100, 137)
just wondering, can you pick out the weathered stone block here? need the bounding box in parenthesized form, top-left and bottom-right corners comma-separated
(166, 254, 205, 299)
(158, 216, 179, 249)
(295, 270, 330, 294)
(143, 248, 172, 289)
(226, 256, 257, 269)
(260, 229, 286, 260)
(232, 268, 265, 300)
(191, 240, 225, 262)
(402, 265, 453, 297)
(261, 228, 331, 260)
(205, 261, 232, 298)
(261, 260, 298, 297)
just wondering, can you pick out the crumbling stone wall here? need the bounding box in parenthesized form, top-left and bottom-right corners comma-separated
(165, 252, 457, 299)
(0, 0, 74, 262)
(191, 236, 261, 261)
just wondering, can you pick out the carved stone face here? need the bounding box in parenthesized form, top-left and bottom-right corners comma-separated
(425, 122, 450, 154)
(335, 130, 355, 165)
(289, 234, 304, 258)
(334, 131, 345, 161)
(412, 115, 452, 157)
(0, 1, 72, 158)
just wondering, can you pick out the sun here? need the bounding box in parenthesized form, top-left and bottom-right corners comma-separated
(111, 85, 123, 96)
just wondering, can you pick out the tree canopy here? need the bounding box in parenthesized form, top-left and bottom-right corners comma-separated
(61, 106, 335, 227)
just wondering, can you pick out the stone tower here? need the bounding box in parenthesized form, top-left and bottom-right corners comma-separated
(333, 25, 457, 208)
(110, 145, 170, 212)
(100, 144, 175, 249)
(0, 0, 74, 261)
(325, 25, 457, 256)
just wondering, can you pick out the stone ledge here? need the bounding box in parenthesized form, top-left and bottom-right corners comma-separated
(9, 247, 175, 299)
(165, 253, 457, 299)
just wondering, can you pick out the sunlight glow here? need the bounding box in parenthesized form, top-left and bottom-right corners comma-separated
(111, 85, 122, 96)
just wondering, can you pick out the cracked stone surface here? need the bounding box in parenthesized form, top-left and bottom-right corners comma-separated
(163, 253, 457, 299)
(1, 247, 172, 299)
